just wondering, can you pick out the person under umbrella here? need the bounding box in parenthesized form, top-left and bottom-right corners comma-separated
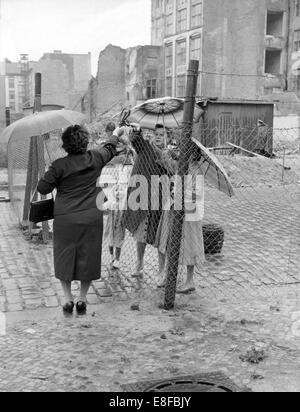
(37, 124, 127, 315)
(123, 123, 174, 278)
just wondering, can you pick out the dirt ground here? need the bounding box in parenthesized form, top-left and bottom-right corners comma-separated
(219, 152, 300, 188)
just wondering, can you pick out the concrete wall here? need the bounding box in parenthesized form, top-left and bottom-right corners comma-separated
(126, 46, 164, 106)
(96, 45, 126, 115)
(82, 77, 98, 122)
(35, 52, 91, 109)
(32, 58, 70, 107)
(72, 53, 92, 93)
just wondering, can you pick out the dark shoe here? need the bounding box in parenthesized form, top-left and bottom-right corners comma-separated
(63, 301, 74, 314)
(76, 301, 87, 315)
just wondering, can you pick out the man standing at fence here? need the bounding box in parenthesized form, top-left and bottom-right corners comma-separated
(123, 124, 174, 278)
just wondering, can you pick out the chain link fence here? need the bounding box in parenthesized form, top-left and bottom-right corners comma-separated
(7, 123, 300, 306)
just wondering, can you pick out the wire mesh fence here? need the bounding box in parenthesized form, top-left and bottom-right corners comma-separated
(7, 123, 300, 307)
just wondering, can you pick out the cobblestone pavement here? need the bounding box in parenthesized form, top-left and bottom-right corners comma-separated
(1, 168, 300, 392)
(1, 289, 300, 392)
(1, 182, 299, 312)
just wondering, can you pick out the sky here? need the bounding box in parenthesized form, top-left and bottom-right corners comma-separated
(0, 0, 151, 75)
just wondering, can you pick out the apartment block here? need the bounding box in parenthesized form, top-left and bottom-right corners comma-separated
(30, 50, 91, 110)
(151, 0, 300, 102)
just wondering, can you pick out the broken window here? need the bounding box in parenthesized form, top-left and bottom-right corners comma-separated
(146, 79, 157, 99)
(265, 50, 281, 75)
(8, 78, 15, 89)
(176, 0, 187, 33)
(266, 11, 284, 36)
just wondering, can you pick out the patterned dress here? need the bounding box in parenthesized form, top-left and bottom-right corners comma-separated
(123, 132, 174, 245)
(154, 161, 205, 267)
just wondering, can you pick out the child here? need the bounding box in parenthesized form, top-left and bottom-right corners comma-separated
(155, 157, 205, 294)
(103, 167, 128, 270)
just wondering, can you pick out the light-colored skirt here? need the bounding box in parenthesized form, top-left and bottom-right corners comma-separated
(154, 210, 205, 267)
(104, 211, 126, 249)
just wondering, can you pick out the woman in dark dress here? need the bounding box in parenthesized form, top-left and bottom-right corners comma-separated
(38, 125, 125, 314)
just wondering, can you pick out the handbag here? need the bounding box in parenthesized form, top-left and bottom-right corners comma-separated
(29, 186, 54, 224)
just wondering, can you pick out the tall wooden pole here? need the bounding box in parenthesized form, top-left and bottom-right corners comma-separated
(5, 107, 10, 126)
(164, 60, 199, 310)
(23, 73, 49, 242)
(34, 73, 50, 242)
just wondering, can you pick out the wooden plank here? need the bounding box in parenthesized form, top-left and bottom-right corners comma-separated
(226, 142, 292, 170)
(226, 142, 264, 158)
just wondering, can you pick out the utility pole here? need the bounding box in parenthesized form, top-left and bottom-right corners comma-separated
(23, 73, 49, 243)
(5, 107, 10, 126)
(164, 60, 199, 310)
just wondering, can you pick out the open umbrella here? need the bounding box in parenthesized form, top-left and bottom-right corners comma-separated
(0, 109, 86, 144)
(191, 137, 234, 197)
(128, 97, 203, 130)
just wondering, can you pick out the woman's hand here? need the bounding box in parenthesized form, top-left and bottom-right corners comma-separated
(113, 126, 126, 138)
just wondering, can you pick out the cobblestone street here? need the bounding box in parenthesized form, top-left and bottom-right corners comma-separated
(0, 168, 300, 391)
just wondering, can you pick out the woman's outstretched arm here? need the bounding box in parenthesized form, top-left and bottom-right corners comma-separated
(37, 162, 60, 195)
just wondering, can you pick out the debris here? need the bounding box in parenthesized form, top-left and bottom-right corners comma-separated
(120, 355, 131, 364)
(240, 347, 267, 364)
(30, 376, 48, 381)
(80, 324, 92, 329)
(251, 374, 264, 381)
(169, 327, 185, 337)
(130, 304, 140, 311)
(25, 329, 36, 335)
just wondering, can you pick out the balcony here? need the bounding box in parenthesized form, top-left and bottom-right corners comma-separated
(264, 74, 285, 90)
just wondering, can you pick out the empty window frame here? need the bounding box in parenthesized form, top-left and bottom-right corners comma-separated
(146, 79, 157, 99)
(165, 43, 173, 69)
(265, 49, 281, 74)
(190, 35, 201, 60)
(177, 8, 187, 32)
(191, 0, 203, 28)
(176, 40, 187, 66)
(266, 11, 284, 36)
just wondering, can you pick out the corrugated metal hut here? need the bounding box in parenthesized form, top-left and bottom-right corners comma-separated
(196, 99, 274, 154)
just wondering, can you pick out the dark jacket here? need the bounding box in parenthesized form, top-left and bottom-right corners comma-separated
(122, 131, 174, 244)
(38, 141, 117, 217)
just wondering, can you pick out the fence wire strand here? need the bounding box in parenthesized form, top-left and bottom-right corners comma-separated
(7, 124, 300, 306)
